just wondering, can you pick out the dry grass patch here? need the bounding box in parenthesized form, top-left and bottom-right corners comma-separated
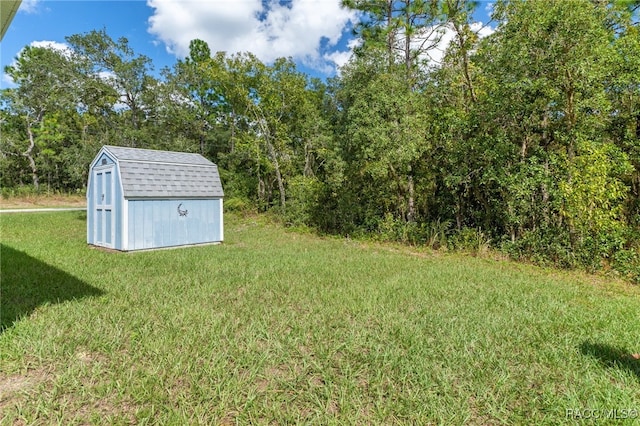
(0, 194, 85, 210)
(0, 367, 52, 422)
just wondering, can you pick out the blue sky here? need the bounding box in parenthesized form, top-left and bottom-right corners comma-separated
(1, 0, 494, 85)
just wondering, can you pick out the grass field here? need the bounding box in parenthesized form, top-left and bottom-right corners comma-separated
(1, 211, 639, 425)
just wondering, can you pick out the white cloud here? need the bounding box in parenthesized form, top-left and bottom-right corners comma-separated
(146, 0, 357, 74)
(1, 73, 15, 88)
(325, 37, 361, 74)
(472, 21, 495, 38)
(485, 2, 495, 16)
(19, 0, 41, 14)
(415, 21, 495, 66)
(324, 49, 352, 70)
(30, 40, 73, 57)
(329, 20, 494, 75)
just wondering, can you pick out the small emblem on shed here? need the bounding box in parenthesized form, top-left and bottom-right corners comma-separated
(177, 203, 188, 217)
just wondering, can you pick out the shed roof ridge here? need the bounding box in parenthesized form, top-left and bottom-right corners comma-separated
(102, 145, 215, 166)
(103, 145, 206, 156)
(103, 144, 202, 155)
(118, 158, 217, 167)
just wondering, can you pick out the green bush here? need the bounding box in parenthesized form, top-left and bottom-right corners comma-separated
(501, 225, 640, 283)
(1, 185, 40, 199)
(224, 196, 253, 213)
(284, 176, 323, 227)
(612, 248, 640, 284)
(501, 228, 576, 269)
(375, 213, 429, 246)
(575, 227, 627, 271)
(423, 219, 451, 250)
(448, 227, 491, 255)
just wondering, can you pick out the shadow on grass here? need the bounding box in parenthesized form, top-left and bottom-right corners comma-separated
(580, 341, 640, 381)
(1, 244, 104, 332)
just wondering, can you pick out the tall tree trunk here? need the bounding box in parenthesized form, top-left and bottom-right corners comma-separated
(304, 140, 314, 177)
(24, 122, 40, 190)
(404, 0, 412, 73)
(265, 138, 286, 211)
(455, 194, 463, 230)
(386, 0, 394, 61)
(407, 174, 416, 222)
(229, 111, 237, 154)
(564, 70, 576, 160)
(251, 105, 286, 211)
(521, 134, 529, 160)
(452, 20, 477, 104)
(256, 150, 265, 205)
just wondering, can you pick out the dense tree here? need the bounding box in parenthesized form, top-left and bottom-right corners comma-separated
(333, 51, 430, 228)
(66, 29, 156, 147)
(168, 39, 223, 156)
(1, 1, 638, 280)
(472, 0, 634, 265)
(2, 45, 79, 189)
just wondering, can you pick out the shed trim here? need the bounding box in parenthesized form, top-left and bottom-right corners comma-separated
(122, 199, 129, 251)
(117, 159, 213, 167)
(124, 196, 223, 200)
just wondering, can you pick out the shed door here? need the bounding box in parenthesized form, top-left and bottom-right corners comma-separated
(94, 166, 115, 247)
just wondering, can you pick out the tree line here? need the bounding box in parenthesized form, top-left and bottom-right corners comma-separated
(1, 0, 639, 280)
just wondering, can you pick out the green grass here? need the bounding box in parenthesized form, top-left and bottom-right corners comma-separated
(1, 212, 639, 425)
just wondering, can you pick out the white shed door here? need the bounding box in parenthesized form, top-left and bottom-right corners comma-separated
(94, 166, 115, 247)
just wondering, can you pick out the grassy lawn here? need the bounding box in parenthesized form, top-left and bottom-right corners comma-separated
(1, 211, 639, 425)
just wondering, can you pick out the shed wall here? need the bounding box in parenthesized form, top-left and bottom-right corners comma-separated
(126, 198, 223, 250)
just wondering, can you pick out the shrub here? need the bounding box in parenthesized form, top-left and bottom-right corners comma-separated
(448, 227, 491, 255)
(1, 185, 40, 199)
(284, 176, 323, 227)
(501, 227, 576, 269)
(612, 248, 640, 284)
(224, 197, 253, 213)
(424, 219, 451, 250)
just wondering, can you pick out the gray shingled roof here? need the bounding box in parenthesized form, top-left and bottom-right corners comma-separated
(103, 145, 224, 199)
